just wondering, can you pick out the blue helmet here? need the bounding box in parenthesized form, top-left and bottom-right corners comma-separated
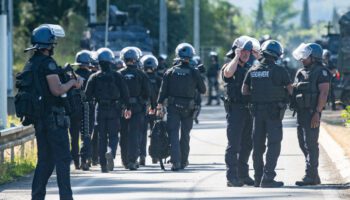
(120, 47, 140, 63)
(261, 40, 284, 58)
(73, 50, 92, 66)
(306, 43, 323, 60)
(97, 48, 115, 64)
(141, 55, 158, 71)
(175, 43, 195, 59)
(25, 24, 65, 52)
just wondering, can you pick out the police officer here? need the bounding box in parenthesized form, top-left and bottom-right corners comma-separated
(157, 43, 206, 171)
(89, 51, 100, 166)
(69, 50, 93, 170)
(119, 47, 150, 170)
(191, 56, 206, 124)
(157, 54, 168, 77)
(85, 48, 131, 173)
(23, 24, 80, 200)
(292, 43, 330, 186)
(206, 51, 221, 105)
(242, 40, 293, 188)
(322, 49, 337, 110)
(139, 55, 162, 166)
(222, 36, 259, 187)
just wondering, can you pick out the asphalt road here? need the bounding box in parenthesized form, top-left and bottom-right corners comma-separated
(0, 106, 349, 200)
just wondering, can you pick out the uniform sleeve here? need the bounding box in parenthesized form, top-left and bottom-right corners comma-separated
(157, 71, 169, 104)
(42, 59, 60, 76)
(243, 70, 251, 87)
(194, 69, 206, 94)
(84, 74, 96, 102)
(280, 67, 292, 86)
(115, 72, 130, 109)
(317, 69, 331, 84)
(141, 72, 150, 101)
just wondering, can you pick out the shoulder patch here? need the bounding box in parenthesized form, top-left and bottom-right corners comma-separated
(322, 70, 328, 77)
(48, 62, 57, 71)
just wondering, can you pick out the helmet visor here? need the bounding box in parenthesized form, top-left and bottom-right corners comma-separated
(292, 43, 312, 61)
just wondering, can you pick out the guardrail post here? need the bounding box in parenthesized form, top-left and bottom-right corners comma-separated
(10, 146, 14, 162)
(20, 143, 25, 159)
(0, 150, 4, 164)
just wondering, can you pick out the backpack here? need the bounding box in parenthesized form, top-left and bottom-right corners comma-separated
(15, 56, 46, 126)
(148, 120, 170, 170)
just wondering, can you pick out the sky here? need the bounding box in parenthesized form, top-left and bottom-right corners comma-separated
(227, 0, 350, 23)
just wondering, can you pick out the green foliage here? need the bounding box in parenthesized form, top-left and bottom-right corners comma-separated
(0, 147, 37, 185)
(341, 106, 350, 127)
(7, 115, 21, 128)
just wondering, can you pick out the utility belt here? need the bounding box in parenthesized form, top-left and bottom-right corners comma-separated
(222, 96, 248, 112)
(168, 96, 195, 110)
(98, 99, 121, 107)
(250, 102, 287, 120)
(47, 106, 70, 130)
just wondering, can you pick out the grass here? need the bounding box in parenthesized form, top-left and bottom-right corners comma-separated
(0, 145, 37, 185)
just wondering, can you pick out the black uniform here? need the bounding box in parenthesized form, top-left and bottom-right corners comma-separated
(85, 70, 130, 169)
(119, 65, 150, 167)
(222, 62, 253, 183)
(243, 59, 291, 183)
(69, 67, 92, 167)
(324, 61, 337, 110)
(294, 64, 330, 180)
(206, 61, 220, 105)
(30, 52, 73, 200)
(158, 62, 206, 167)
(140, 72, 162, 158)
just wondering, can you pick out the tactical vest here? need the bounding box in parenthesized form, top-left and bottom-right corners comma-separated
(15, 55, 47, 125)
(167, 65, 196, 99)
(224, 65, 248, 103)
(121, 68, 143, 98)
(294, 65, 322, 110)
(250, 65, 287, 103)
(94, 71, 121, 101)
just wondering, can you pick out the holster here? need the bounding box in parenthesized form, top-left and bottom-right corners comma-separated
(48, 107, 71, 129)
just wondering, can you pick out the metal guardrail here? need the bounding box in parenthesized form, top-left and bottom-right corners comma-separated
(0, 126, 35, 163)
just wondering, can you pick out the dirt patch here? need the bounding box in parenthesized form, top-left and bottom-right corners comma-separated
(321, 109, 350, 158)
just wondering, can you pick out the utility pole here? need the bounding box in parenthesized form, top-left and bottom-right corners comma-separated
(159, 0, 167, 55)
(7, 0, 13, 97)
(193, 0, 200, 55)
(104, 0, 110, 47)
(0, 0, 8, 128)
(87, 0, 97, 23)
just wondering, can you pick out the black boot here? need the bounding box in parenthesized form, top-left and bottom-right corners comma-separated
(81, 162, 90, 171)
(105, 151, 114, 171)
(227, 178, 244, 187)
(139, 156, 146, 166)
(74, 159, 80, 170)
(296, 175, 321, 186)
(240, 176, 255, 186)
(171, 163, 181, 171)
(101, 165, 109, 173)
(261, 179, 284, 188)
(127, 162, 138, 171)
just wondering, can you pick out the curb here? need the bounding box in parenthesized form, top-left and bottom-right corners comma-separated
(319, 125, 350, 183)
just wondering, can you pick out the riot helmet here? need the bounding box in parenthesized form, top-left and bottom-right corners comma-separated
(293, 43, 323, 61)
(73, 50, 92, 66)
(120, 47, 140, 64)
(141, 55, 158, 72)
(261, 40, 284, 59)
(175, 43, 195, 59)
(25, 24, 65, 52)
(226, 35, 260, 58)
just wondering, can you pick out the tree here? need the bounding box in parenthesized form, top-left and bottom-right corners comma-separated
(300, 0, 311, 29)
(263, 0, 299, 36)
(255, 0, 264, 30)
